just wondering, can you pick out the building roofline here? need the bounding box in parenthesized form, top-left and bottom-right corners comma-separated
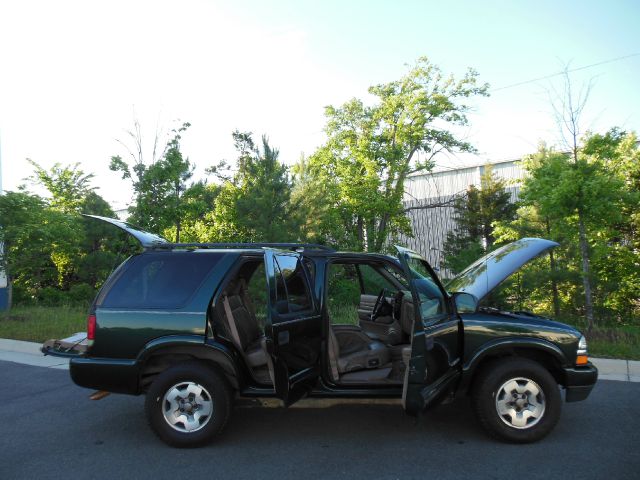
(409, 156, 523, 179)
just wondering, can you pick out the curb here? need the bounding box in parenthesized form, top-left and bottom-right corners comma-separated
(0, 338, 44, 355)
(0, 338, 70, 370)
(0, 338, 637, 382)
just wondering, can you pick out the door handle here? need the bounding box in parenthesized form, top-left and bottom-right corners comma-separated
(278, 330, 290, 345)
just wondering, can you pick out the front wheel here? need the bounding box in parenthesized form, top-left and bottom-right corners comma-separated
(472, 358, 561, 443)
(145, 361, 232, 448)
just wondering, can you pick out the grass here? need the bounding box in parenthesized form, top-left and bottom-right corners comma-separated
(576, 325, 640, 360)
(0, 305, 87, 343)
(328, 302, 360, 325)
(1, 304, 638, 360)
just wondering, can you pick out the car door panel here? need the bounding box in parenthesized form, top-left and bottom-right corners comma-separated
(396, 246, 462, 415)
(264, 250, 322, 406)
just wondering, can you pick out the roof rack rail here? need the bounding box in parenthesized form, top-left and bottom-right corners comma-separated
(149, 242, 336, 252)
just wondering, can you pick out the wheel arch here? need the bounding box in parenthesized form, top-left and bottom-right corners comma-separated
(137, 335, 243, 392)
(460, 338, 568, 395)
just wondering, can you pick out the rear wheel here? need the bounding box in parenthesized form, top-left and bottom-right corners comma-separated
(472, 358, 561, 443)
(145, 361, 232, 447)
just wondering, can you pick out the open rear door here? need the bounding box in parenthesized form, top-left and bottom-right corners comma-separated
(263, 249, 322, 406)
(396, 246, 462, 415)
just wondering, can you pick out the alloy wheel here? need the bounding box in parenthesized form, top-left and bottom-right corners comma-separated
(494, 377, 546, 429)
(162, 381, 214, 433)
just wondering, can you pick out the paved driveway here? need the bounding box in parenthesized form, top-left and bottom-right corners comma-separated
(1, 360, 638, 480)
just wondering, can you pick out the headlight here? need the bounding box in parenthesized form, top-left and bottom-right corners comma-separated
(576, 335, 588, 365)
(578, 335, 588, 354)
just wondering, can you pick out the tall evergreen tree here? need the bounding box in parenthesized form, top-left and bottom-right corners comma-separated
(443, 166, 516, 274)
(206, 131, 297, 242)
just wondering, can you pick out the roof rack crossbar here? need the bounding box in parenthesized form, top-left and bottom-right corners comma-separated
(149, 242, 335, 252)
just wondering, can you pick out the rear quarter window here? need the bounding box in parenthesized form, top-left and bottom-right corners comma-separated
(100, 252, 221, 309)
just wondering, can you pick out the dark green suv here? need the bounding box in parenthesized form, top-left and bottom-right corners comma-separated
(43, 215, 597, 447)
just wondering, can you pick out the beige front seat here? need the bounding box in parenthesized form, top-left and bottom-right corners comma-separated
(327, 325, 392, 383)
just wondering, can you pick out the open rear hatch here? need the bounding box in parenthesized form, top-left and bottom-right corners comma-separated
(41, 215, 169, 358)
(42, 332, 89, 357)
(82, 214, 169, 248)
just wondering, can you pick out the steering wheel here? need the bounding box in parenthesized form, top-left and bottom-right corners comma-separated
(370, 288, 388, 322)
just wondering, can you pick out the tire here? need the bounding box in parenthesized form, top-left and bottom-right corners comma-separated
(472, 357, 561, 443)
(145, 361, 232, 448)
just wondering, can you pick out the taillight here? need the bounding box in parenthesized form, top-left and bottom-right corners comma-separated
(87, 314, 96, 343)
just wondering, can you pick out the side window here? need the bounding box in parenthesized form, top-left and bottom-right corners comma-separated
(303, 258, 315, 290)
(101, 253, 220, 308)
(246, 262, 268, 327)
(403, 255, 447, 321)
(358, 264, 398, 295)
(326, 263, 360, 325)
(382, 264, 409, 289)
(275, 255, 313, 313)
(274, 260, 289, 314)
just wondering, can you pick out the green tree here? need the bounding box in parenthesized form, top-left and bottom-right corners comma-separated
(290, 154, 344, 245)
(3, 161, 133, 305)
(163, 180, 221, 243)
(303, 57, 489, 251)
(518, 132, 632, 328)
(77, 191, 130, 290)
(205, 131, 297, 242)
(0, 191, 80, 300)
(493, 204, 575, 317)
(110, 121, 194, 241)
(442, 166, 517, 274)
(26, 159, 95, 213)
(546, 68, 598, 327)
(581, 130, 640, 320)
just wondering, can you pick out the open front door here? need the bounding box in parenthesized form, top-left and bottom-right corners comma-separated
(396, 246, 462, 415)
(263, 249, 322, 406)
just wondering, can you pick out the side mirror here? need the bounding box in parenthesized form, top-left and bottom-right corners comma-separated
(452, 292, 479, 314)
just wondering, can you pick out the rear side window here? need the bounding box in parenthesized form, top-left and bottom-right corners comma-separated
(274, 254, 313, 313)
(101, 253, 220, 309)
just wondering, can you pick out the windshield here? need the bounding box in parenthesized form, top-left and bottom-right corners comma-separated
(403, 253, 447, 323)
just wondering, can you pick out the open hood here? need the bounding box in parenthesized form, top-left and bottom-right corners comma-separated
(445, 238, 558, 303)
(83, 214, 169, 248)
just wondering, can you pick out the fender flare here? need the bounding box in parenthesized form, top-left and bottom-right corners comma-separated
(136, 334, 244, 390)
(460, 337, 569, 392)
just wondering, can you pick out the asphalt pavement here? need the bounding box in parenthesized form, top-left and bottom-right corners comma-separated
(1, 359, 638, 480)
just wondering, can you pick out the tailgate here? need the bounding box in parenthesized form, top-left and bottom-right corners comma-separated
(42, 332, 89, 357)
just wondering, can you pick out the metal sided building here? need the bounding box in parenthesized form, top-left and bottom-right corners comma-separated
(397, 158, 527, 270)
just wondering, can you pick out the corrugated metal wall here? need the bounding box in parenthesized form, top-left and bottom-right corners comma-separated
(398, 159, 526, 266)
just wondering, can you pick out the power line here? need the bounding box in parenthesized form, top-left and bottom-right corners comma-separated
(491, 52, 640, 92)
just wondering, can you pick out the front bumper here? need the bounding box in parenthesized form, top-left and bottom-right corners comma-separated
(562, 363, 598, 402)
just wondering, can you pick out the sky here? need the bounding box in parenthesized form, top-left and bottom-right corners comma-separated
(1, 0, 639, 210)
